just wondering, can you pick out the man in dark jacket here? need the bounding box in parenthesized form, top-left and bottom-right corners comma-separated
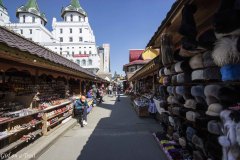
(74, 96, 88, 127)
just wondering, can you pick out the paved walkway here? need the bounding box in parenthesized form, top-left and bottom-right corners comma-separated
(38, 95, 167, 160)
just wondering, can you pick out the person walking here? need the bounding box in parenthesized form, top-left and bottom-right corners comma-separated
(74, 96, 89, 127)
(108, 84, 113, 96)
(92, 85, 97, 106)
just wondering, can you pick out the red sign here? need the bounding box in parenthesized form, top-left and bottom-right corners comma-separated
(73, 54, 90, 57)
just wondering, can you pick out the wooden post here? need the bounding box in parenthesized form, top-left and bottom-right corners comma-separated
(79, 80, 82, 95)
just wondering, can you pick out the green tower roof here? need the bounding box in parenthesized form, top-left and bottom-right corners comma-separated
(0, 0, 6, 9)
(16, 0, 47, 24)
(61, 0, 87, 17)
(25, 0, 40, 11)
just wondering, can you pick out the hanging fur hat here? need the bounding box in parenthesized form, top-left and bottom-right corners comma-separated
(212, 36, 240, 67)
(198, 28, 217, 50)
(214, 0, 240, 38)
(189, 54, 204, 70)
(220, 64, 240, 81)
(161, 34, 175, 66)
(203, 51, 216, 67)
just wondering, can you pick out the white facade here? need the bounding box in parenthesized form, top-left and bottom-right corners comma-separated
(0, 2, 10, 26)
(102, 44, 110, 73)
(3, 0, 101, 74)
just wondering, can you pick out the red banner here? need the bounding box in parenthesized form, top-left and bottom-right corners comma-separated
(73, 54, 89, 57)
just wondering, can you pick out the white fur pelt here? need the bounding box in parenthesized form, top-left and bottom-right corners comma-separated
(212, 36, 240, 66)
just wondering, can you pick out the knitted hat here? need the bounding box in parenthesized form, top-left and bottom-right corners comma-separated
(212, 36, 240, 66)
(206, 103, 223, 116)
(213, 0, 240, 38)
(191, 69, 204, 81)
(208, 120, 222, 135)
(174, 61, 191, 73)
(177, 73, 191, 84)
(184, 99, 197, 109)
(186, 111, 200, 122)
(189, 54, 204, 69)
(202, 51, 216, 67)
(203, 67, 222, 81)
(220, 64, 240, 81)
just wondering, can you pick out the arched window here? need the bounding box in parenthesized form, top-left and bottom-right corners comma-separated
(84, 51, 86, 54)
(64, 16, 66, 21)
(88, 59, 92, 66)
(79, 16, 81, 22)
(82, 59, 86, 66)
(32, 16, 35, 23)
(70, 14, 73, 22)
(89, 51, 92, 54)
(76, 59, 80, 65)
(23, 15, 26, 23)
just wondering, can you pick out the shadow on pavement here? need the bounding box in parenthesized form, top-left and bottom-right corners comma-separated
(76, 95, 167, 160)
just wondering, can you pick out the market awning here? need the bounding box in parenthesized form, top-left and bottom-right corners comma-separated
(141, 47, 159, 60)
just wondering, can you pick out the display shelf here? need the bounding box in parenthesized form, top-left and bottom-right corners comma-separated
(0, 121, 42, 141)
(47, 114, 71, 128)
(46, 108, 72, 120)
(43, 101, 72, 112)
(0, 129, 42, 155)
(0, 110, 42, 125)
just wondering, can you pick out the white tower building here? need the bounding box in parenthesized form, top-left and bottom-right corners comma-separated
(0, 0, 10, 25)
(8, 0, 54, 43)
(45, 0, 100, 74)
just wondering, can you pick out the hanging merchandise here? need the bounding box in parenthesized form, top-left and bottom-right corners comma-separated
(161, 34, 175, 66)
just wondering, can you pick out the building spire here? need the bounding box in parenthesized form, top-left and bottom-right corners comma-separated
(16, 0, 47, 24)
(61, 0, 87, 17)
(0, 0, 6, 9)
(25, 0, 40, 11)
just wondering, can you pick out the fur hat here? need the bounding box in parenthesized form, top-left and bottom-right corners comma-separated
(164, 67, 172, 76)
(179, 4, 197, 38)
(186, 127, 197, 141)
(198, 28, 217, 50)
(189, 54, 204, 69)
(192, 135, 204, 150)
(174, 61, 191, 73)
(220, 64, 240, 81)
(179, 107, 189, 117)
(203, 67, 221, 81)
(220, 110, 233, 123)
(193, 151, 204, 160)
(177, 73, 191, 84)
(176, 86, 192, 100)
(171, 75, 178, 85)
(202, 51, 216, 67)
(212, 36, 240, 66)
(184, 99, 197, 109)
(236, 122, 240, 146)
(172, 107, 181, 116)
(174, 48, 191, 61)
(163, 76, 171, 86)
(159, 68, 165, 76)
(217, 85, 240, 107)
(167, 86, 174, 95)
(173, 132, 180, 141)
(191, 69, 204, 81)
(179, 137, 187, 148)
(214, 0, 240, 38)
(208, 120, 223, 135)
(186, 111, 200, 122)
(191, 85, 205, 98)
(204, 85, 222, 103)
(161, 33, 175, 66)
(206, 103, 223, 116)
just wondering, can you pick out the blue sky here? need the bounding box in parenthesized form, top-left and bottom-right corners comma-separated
(5, 0, 175, 75)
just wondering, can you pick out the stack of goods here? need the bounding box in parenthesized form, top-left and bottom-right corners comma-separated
(133, 97, 150, 117)
(47, 117, 58, 126)
(155, 1, 240, 159)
